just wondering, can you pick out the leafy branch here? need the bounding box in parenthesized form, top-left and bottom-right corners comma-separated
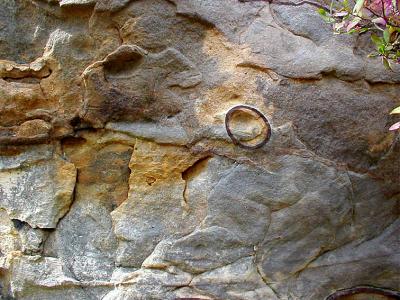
(319, 0, 400, 69)
(319, 0, 400, 131)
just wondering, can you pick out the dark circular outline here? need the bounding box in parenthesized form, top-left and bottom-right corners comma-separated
(225, 105, 271, 150)
(326, 286, 400, 300)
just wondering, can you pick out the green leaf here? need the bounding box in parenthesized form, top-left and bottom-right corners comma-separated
(382, 57, 392, 70)
(359, 27, 370, 33)
(318, 8, 327, 16)
(330, 0, 335, 13)
(388, 26, 396, 34)
(393, 0, 398, 12)
(371, 34, 383, 47)
(386, 45, 393, 51)
(383, 28, 391, 43)
(318, 8, 335, 23)
(390, 106, 400, 114)
(353, 0, 365, 14)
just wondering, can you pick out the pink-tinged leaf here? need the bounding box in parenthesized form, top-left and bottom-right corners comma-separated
(389, 121, 400, 130)
(360, 7, 372, 17)
(334, 11, 349, 17)
(347, 18, 361, 31)
(334, 21, 346, 31)
(367, 0, 395, 17)
(372, 17, 387, 26)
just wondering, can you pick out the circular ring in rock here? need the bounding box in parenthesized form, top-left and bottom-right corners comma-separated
(225, 105, 271, 149)
(326, 286, 400, 300)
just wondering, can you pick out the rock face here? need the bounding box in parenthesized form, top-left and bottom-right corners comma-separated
(0, 0, 399, 299)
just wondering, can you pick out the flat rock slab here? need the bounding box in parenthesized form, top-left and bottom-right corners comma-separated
(0, 157, 76, 228)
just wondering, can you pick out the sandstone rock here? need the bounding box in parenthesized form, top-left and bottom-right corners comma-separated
(171, 0, 266, 43)
(273, 219, 400, 299)
(1, 0, 399, 299)
(0, 119, 53, 146)
(0, 156, 76, 228)
(103, 267, 192, 299)
(106, 121, 190, 145)
(0, 119, 52, 145)
(14, 119, 52, 139)
(0, 0, 59, 63)
(159, 226, 254, 274)
(0, 217, 48, 256)
(0, 209, 20, 256)
(18, 225, 47, 255)
(95, 0, 133, 12)
(43, 131, 132, 281)
(263, 77, 400, 190)
(0, 78, 50, 128)
(349, 172, 399, 241)
(204, 177, 270, 245)
(4, 254, 111, 300)
(0, 144, 54, 170)
(246, 3, 400, 81)
(191, 257, 279, 300)
(0, 58, 50, 79)
(81, 44, 201, 127)
(111, 139, 207, 267)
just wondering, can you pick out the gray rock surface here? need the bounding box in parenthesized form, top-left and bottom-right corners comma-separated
(0, 0, 399, 299)
(0, 155, 76, 228)
(273, 219, 400, 299)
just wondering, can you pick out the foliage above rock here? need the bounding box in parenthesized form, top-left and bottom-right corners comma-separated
(319, 0, 400, 68)
(319, 0, 400, 130)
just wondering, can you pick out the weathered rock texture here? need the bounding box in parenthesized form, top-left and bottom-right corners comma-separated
(0, 0, 399, 299)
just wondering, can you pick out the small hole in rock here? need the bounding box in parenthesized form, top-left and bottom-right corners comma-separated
(145, 176, 156, 186)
